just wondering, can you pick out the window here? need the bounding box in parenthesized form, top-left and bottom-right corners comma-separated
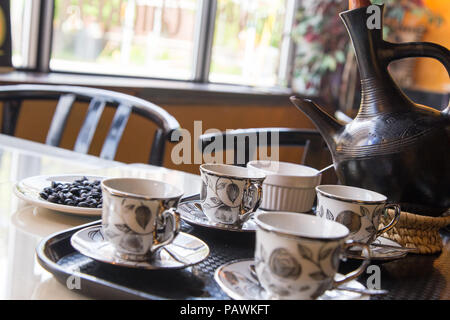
(51, 0, 200, 80)
(10, 0, 39, 69)
(210, 0, 288, 87)
(10, 0, 298, 89)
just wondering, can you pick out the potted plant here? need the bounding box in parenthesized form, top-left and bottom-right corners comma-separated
(291, 0, 348, 105)
(291, 0, 442, 113)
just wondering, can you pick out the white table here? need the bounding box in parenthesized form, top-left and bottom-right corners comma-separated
(0, 135, 201, 299)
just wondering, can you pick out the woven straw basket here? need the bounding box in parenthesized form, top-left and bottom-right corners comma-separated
(380, 208, 450, 254)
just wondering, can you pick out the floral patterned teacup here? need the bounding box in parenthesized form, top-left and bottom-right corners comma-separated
(101, 178, 183, 261)
(315, 185, 401, 245)
(199, 164, 266, 227)
(254, 212, 371, 300)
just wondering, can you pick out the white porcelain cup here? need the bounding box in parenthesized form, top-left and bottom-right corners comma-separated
(254, 212, 371, 300)
(101, 178, 183, 261)
(315, 185, 401, 244)
(199, 164, 266, 226)
(247, 160, 321, 212)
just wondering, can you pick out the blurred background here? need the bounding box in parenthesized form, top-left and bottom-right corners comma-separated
(1, 0, 449, 173)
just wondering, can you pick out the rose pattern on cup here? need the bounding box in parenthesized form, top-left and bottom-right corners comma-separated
(269, 248, 302, 280)
(335, 210, 362, 235)
(318, 204, 386, 244)
(254, 212, 371, 300)
(255, 240, 342, 300)
(316, 185, 401, 245)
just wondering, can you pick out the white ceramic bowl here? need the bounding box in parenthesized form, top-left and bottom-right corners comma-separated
(247, 160, 322, 212)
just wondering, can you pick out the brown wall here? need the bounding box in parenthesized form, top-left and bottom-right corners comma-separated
(1, 89, 317, 175)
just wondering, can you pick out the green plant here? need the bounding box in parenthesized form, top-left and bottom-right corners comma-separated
(291, 0, 442, 95)
(291, 0, 348, 94)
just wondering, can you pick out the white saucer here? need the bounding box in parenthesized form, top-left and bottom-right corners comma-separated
(214, 259, 369, 300)
(177, 200, 261, 232)
(346, 237, 410, 261)
(70, 225, 210, 270)
(14, 174, 105, 217)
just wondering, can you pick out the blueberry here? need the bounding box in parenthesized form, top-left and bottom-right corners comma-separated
(42, 178, 103, 208)
(39, 192, 48, 200)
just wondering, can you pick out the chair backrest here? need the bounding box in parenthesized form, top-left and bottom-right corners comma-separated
(199, 127, 331, 169)
(0, 84, 180, 166)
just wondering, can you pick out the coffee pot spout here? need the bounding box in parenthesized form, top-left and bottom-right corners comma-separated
(290, 96, 343, 149)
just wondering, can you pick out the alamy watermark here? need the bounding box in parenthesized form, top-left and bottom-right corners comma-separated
(170, 121, 279, 165)
(366, 264, 381, 290)
(366, 5, 382, 30)
(66, 267, 81, 290)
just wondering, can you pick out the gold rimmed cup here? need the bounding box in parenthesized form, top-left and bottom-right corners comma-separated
(199, 164, 266, 227)
(254, 212, 371, 299)
(315, 185, 401, 245)
(101, 178, 183, 261)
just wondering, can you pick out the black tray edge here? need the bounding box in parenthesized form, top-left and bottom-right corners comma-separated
(36, 220, 170, 300)
(35, 194, 206, 300)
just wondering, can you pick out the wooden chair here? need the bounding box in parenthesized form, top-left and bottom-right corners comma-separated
(199, 127, 332, 170)
(0, 84, 180, 166)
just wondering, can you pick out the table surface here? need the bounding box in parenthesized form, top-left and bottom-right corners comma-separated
(0, 134, 448, 300)
(0, 134, 201, 299)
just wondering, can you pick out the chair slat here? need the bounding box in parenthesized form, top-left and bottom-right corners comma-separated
(74, 98, 106, 154)
(1, 100, 22, 135)
(0, 84, 180, 165)
(199, 128, 329, 168)
(46, 94, 76, 146)
(149, 128, 166, 166)
(99, 103, 131, 160)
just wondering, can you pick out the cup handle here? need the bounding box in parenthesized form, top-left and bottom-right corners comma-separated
(241, 181, 263, 220)
(251, 181, 263, 211)
(376, 204, 401, 237)
(152, 208, 180, 252)
(333, 240, 371, 288)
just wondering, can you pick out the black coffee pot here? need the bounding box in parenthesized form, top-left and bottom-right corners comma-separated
(291, 4, 450, 216)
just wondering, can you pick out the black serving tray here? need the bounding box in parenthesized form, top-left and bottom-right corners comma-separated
(36, 195, 256, 300)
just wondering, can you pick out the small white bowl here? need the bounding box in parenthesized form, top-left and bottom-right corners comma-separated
(247, 160, 322, 212)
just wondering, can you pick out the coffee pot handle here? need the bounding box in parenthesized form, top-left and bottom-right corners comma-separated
(381, 40, 450, 113)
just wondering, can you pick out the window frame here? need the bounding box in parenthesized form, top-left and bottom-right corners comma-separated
(16, 0, 298, 90)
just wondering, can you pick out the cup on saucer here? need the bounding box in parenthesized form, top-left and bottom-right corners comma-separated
(315, 185, 401, 245)
(254, 212, 371, 300)
(101, 178, 183, 261)
(199, 164, 266, 227)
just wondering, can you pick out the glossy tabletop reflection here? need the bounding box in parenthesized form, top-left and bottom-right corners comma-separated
(0, 134, 448, 300)
(0, 135, 201, 299)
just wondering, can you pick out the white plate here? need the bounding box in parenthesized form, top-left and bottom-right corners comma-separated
(13, 174, 105, 217)
(71, 225, 210, 270)
(214, 259, 369, 300)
